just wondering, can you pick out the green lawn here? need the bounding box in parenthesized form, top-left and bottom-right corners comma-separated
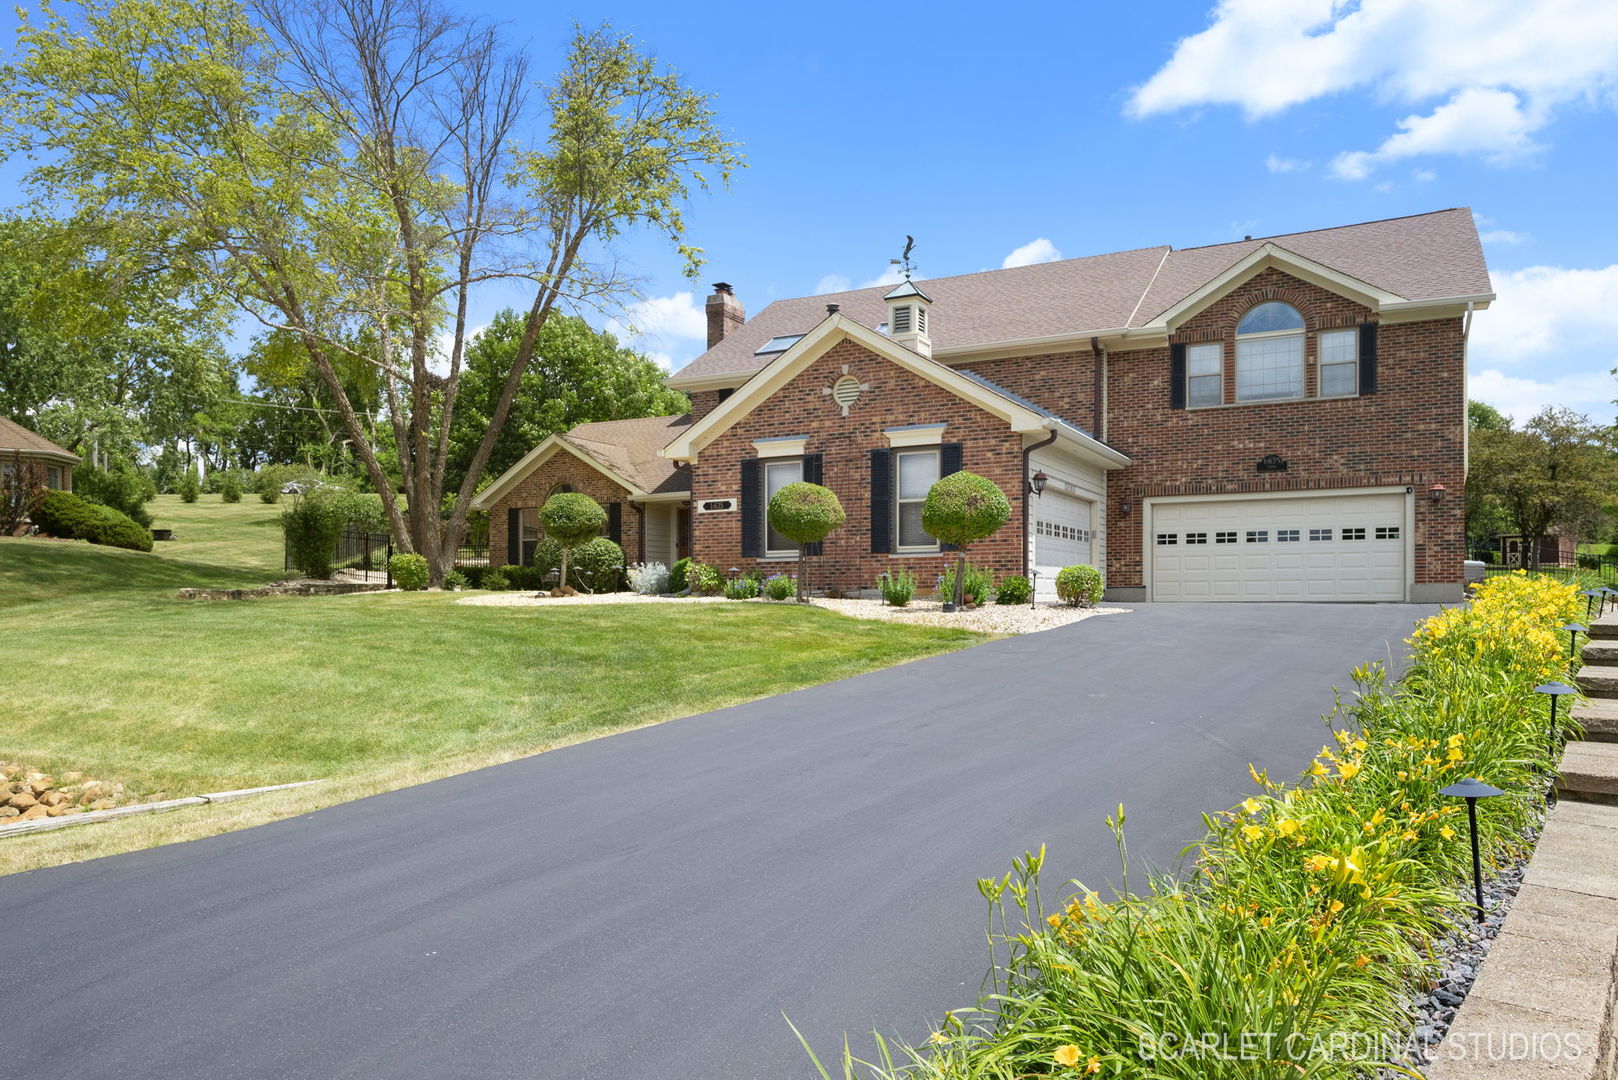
(0, 508, 987, 873)
(1579, 542, 1618, 558)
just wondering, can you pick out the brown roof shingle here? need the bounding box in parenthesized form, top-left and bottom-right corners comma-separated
(672, 208, 1489, 383)
(559, 414, 692, 494)
(0, 416, 79, 463)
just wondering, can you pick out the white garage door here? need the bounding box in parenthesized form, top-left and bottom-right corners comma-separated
(1033, 491, 1092, 601)
(1151, 492, 1407, 602)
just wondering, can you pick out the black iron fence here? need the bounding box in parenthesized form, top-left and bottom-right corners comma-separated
(285, 525, 393, 583)
(453, 543, 490, 566)
(1480, 557, 1618, 585)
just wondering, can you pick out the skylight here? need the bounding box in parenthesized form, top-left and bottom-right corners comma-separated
(754, 334, 805, 356)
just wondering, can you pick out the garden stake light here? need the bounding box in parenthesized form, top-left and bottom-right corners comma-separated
(1439, 777, 1504, 922)
(1583, 589, 1602, 619)
(1029, 568, 1038, 610)
(1564, 622, 1588, 659)
(1535, 681, 1578, 764)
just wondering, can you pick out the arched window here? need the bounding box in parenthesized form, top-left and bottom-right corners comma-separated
(547, 482, 574, 497)
(1236, 301, 1305, 402)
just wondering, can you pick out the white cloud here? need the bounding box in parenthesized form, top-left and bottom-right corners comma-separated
(607, 291, 709, 371)
(1473, 212, 1529, 245)
(1413, 168, 1436, 182)
(812, 263, 907, 296)
(1468, 368, 1613, 424)
(1265, 154, 1310, 173)
(1128, 0, 1618, 177)
(1001, 238, 1064, 269)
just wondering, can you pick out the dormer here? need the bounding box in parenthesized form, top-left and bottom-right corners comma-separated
(883, 279, 933, 358)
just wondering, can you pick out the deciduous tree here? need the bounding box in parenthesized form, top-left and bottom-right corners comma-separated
(1469, 407, 1614, 569)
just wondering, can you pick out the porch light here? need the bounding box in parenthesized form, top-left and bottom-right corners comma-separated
(1428, 483, 1446, 502)
(1535, 682, 1578, 766)
(1438, 777, 1504, 922)
(1564, 622, 1588, 658)
(1120, 498, 1133, 516)
(1028, 470, 1048, 498)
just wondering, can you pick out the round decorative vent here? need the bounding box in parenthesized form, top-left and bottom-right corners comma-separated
(831, 375, 861, 410)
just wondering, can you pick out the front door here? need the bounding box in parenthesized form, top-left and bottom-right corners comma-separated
(676, 506, 691, 562)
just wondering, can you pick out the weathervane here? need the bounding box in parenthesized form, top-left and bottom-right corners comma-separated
(889, 235, 917, 281)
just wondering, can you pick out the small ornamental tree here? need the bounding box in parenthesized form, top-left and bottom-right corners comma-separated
(178, 469, 200, 503)
(767, 482, 846, 601)
(539, 492, 607, 595)
(921, 471, 1011, 610)
(1, 452, 47, 535)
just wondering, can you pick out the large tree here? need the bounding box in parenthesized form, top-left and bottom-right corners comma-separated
(1469, 406, 1614, 569)
(2, 0, 740, 583)
(445, 310, 688, 490)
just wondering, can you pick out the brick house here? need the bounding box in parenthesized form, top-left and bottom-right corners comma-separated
(1, 416, 78, 492)
(478, 209, 1492, 602)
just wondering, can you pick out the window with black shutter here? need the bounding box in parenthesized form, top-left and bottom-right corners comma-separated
(938, 443, 963, 550)
(507, 507, 520, 566)
(1358, 322, 1378, 395)
(607, 501, 622, 544)
(869, 448, 892, 554)
(740, 459, 762, 558)
(1169, 343, 1187, 410)
(801, 454, 823, 555)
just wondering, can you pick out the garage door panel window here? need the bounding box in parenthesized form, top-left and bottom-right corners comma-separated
(1343, 527, 1367, 540)
(1376, 526, 1400, 540)
(1277, 529, 1300, 542)
(1246, 530, 1268, 543)
(1310, 528, 1331, 541)
(1188, 343, 1222, 408)
(895, 448, 940, 552)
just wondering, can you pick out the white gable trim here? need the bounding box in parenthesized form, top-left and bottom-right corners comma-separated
(1143, 243, 1408, 333)
(660, 314, 1128, 470)
(471, 436, 647, 510)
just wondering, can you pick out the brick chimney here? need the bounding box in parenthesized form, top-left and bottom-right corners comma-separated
(706, 282, 745, 348)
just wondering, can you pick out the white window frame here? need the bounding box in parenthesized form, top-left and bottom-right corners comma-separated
(1318, 328, 1359, 398)
(1235, 303, 1306, 403)
(894, 447, 941, 553)
(1187, 342, 1223, 408)
(764, 458, 804, 557)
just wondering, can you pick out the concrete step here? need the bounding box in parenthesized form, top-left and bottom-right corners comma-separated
(1571, 698, 1618, 742)
(1558, 740, 1618, 802)
(1575, 664, 1618, 699)
(1585, 614, 1618, 640)
(1581, 639, 1618, 666)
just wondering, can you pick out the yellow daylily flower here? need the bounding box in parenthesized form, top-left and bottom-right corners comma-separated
(1053, 1044, 1084, 1067)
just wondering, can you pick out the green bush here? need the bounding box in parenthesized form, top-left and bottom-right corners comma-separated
(442, 568, 469, 590)
(995, 574, 1032, 605)
(723, 574, 760, 599)
(72, 464, 155, 528)
(762, 572, 795, 601)
(1055, 563, 1103, 607)
(389, 552, 429, 590)
(921, 471, 1011, 548)
(686, 560, 722, 595)
(31, 489, 153, 552)
(670, 557, 692, 593)
(879, 567, 916, 607)
(540, 492, 606, 592)
(568, 536, 625, 593)
(482, 567, 510, 591)
(220, 476, 243, 503)
(938, 563, 992, 606)
(253, 464, 319, 504)
(178, 470, 200, 503)
(281, 490, 347, 579)
(768, 481, 846, 601)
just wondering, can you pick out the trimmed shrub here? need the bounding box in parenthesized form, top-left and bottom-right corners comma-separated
(281, 490, 347, 579)
(686, 560, 722, 595)
(628, 562, 670, 595)
(389, 552, 429, 590)
(767, 481, 845, 600)
(995, 574, 1032, 606)
(532, 537, 563, 584)
(723, 574, 760, 600)
(178, 470, 200, 503)
(442, 568, 469, 590)
(540, 492, 606, 593)
(31, 490, 153, 552)
(762, 572, 795, 601)
(569, 536, 625, 593)
(923, 471, 1011, 609)
(1055, 563, 1103, 607)
(73, 464, 155, 528)
(669, 557, 692, 593)
(879, 567, 916, 607)
(482, 567, 510, 591)
(220, 476, 243, 503)
(938, 563, 992, 607)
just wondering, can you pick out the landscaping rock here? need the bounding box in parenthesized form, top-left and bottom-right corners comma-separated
(8, 791, 38, 811)
(18, 805, 48, 820)
(0, 807, 18, 819)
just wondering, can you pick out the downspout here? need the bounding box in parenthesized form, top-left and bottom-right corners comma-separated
(1021, 426, 1059, 577)
(633, 502, 646, 564)
(1092, 336, 1109, 442)
(1461, 302, 1475, 474)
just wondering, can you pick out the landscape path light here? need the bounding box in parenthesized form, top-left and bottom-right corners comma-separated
(1564, 622, 1588, 659)
(1438, 777, 1504, 922)
(1029, 568, 1039, 611)
(1535, 681, 1579, 765)
(1582, 589, 1603, 620)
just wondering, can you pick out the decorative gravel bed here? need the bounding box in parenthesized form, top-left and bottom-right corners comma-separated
(456, 591, 1128, 635)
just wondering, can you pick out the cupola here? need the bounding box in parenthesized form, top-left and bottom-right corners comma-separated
(883, 278, 933, 358)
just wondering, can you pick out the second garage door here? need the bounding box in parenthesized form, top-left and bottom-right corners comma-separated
(1032, 490, 1093, 602)
(1150, 492, 1407, 602)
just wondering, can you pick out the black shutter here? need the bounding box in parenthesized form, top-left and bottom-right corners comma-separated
(869, 449, 892, 554)
(607, 501, 622, 544)
(801, 454, 824, 555)
(1169, 343, 1187, 410)
(506, 507, 520, 566)
(939, 443, 964, 551)
(1358, 322, 1378, 395)
(740, 459, 762, 558)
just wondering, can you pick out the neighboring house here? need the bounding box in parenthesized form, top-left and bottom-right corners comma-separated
(1497, 533, 1579, 569)
(478, 208, 1491, 602)
(1, 416, 78, 493)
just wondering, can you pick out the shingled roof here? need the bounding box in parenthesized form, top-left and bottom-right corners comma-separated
(0, 416, 80, 463)
(557, 414, 693, 495)
(671, 208, 1490, 384)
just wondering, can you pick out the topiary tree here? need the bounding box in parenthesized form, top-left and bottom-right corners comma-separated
(921, 471, 1011, 610)
(539, 492, 607, 595)
(767, 482, 846, 601)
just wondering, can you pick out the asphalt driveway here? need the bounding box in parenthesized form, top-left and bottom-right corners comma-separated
(1, 602, 1432, 1079)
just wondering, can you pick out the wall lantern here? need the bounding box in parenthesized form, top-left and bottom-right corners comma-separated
(1438, 777, 1504, 922)
(1028, 470, 1048, 498)
(1429, 483, 1446, 502)
(1120, 498, 1134, 516)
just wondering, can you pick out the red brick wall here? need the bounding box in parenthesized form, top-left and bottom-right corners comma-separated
(1100, 269, 1465, 589)
(688, 390, 724, 422)
(958, 348, 1101, 434)
(487, 454, 639, 567)
(689, 337, 1027, 594)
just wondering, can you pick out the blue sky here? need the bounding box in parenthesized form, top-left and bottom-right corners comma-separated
(485, 0, 1616, 424)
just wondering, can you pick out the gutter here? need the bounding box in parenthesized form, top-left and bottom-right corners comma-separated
(1021, 428, 1059, 577)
